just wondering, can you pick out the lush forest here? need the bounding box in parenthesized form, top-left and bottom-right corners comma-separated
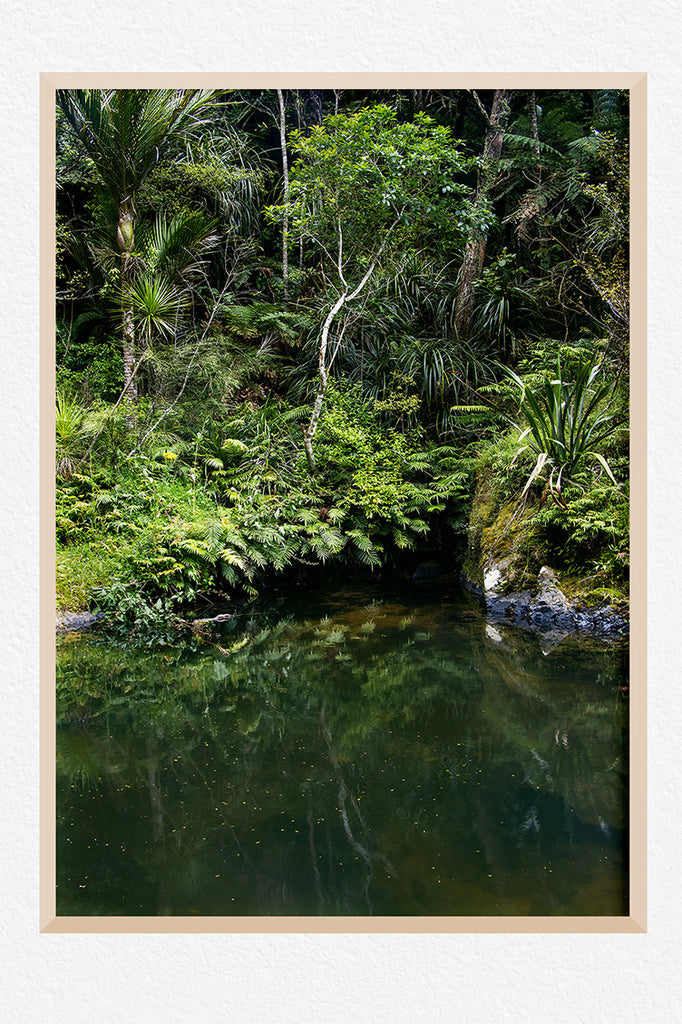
(55, 87, 630, 640)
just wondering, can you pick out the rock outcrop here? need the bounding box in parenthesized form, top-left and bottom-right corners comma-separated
(462, 562, 628, 641)
(460, 457, 629, 644)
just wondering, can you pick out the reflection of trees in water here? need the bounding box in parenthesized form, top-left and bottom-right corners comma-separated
(56, 601, 627, 915)
(318, 696, 395, 914)
(476, 633, 628, 831)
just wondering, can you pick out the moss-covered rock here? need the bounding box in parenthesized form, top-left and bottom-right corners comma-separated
(461, 447, 629, 639)
(463, 461, 546, 595)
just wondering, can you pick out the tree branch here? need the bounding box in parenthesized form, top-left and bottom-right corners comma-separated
(470, 90, 490, 124)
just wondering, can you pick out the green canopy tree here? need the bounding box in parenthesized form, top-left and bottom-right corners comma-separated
(56, 88, 218, 406)
(268, 104, 477, 472)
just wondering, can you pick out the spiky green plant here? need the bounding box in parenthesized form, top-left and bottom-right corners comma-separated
(501, 355, 623, 504)
(127, 274, 190, 344)
(56, 392, 94, 478)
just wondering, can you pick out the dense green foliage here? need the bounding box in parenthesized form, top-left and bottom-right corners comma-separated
(55, 87, 630, 635)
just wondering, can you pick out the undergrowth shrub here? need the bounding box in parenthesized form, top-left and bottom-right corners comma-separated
(57, 377, 475, 636)
(534, 481, 629, 581)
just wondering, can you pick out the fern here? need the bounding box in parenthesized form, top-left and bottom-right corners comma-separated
(503, 132, 562, 158)
(392, 528, 415, 550)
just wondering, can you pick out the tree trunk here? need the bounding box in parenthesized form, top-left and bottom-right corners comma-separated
(118, 206, 138, 421)
(120, 264, 138, 435)
(277, 89, 290, 303)
(122, 305, 137, 401)
(303, 291, 347, 473)
(526, 90, 543, 243)
(454, 89, 510, 338)
(529, 90, 540, 159)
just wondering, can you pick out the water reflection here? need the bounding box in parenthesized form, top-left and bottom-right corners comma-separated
(56, 579, 628, 916)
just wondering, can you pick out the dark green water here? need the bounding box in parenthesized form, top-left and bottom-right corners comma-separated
(56, 578, 629, 917)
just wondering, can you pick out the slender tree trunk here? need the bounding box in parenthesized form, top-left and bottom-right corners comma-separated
(454, 89, 510, 338)
(302, 219, 400, 474)
(303, 291, 347, 473)
(529, 90, 540, 160)
(122, 309, 137, 394)
(295, 91, 305, 278)
(120, 267, 138, 433)
(529, 90, 542, 227)
(118, 204, 138, 421)
(277, 89, 290, 303)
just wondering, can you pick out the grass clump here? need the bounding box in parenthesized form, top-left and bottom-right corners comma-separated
(56, 539, 133, 613)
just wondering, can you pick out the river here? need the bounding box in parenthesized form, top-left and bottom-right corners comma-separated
(56, 577, 629, 917)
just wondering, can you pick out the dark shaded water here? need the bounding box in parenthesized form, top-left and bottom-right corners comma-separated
(56, 578, 629, 917)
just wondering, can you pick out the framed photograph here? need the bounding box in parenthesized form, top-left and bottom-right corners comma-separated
(41, 73, 645, 933)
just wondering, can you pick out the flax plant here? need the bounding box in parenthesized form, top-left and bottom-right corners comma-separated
(501, 355, 622, 505)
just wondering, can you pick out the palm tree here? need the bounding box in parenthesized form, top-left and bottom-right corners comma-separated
(57, 88, 218, 406)
(91, 208, 220, 349)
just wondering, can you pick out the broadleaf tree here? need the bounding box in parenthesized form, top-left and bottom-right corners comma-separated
(267, 104, 479, 472)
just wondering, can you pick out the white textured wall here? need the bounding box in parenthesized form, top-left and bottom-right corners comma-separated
(1, 2, 679, 1020)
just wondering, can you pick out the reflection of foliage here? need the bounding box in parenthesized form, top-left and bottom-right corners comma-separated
(477, 632, 627, 829)
(57, 586, 627, 916)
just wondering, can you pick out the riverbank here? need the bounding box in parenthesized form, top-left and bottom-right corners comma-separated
(57, 551, 628, 651)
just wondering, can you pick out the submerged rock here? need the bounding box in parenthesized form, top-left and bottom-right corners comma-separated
(56, 611, 104, 634)
(412, 560, 444, 582)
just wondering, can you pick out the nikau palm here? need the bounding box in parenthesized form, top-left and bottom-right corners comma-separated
(57, 88, 217, 405)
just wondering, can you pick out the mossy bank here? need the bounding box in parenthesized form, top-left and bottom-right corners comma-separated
(461, 436, 629, 639)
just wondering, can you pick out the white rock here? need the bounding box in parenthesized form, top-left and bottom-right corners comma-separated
(484, 567, 502, 592)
